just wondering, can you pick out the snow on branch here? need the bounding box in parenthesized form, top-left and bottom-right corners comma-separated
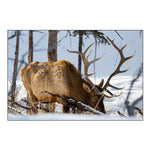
(8, 106, 27, 116)
(36, 91, 104, 115)
(8, 99, 31, 110)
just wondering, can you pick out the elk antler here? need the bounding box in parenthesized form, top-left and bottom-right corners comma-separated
(102, 36, 136, 97)
(67, 43, 105, 90)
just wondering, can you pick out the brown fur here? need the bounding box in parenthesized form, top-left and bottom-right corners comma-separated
(20, 59, 105, 113)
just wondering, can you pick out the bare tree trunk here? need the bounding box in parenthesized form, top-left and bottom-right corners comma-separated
(78, 31, 83, 73)
(47, 30, 58, 112)
(27, 30, 33, 114)
(28, 30, 33, 63)
(94, 36, 97, 83)
(48, 30, 57, 62)
(11, 30, 20, 102)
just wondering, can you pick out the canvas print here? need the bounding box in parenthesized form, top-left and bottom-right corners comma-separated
(8, 30, 143, 120)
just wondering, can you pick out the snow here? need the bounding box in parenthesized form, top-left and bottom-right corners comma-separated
(8, 76, 143, 120)
(8, 113, 142, 121)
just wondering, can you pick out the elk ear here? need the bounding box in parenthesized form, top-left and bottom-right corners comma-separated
(98, 79, 104, 88)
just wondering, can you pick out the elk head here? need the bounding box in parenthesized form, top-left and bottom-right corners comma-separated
(67, 36, 135, 113)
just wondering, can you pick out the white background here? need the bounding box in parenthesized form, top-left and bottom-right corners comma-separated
(0, 0, 149, 150)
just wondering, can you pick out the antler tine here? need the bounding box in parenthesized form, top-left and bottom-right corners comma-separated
(103, 88, 122, 97)
(107, 36, 120, 51)
(87, 70, 97, 77)
(121, 44, 127, 51)
(89, 54, 105, 66)
(86, 50, 93, 60)
(105, 88, 122, 96)
(111, 92, 122, 97)
(103, 92, 122, 98)
(67, 49, 81, 55)
(109, 83, 125, 90)
(107, 36, 128, 59)
(124, 51, 136, 61)
(102, 36, 135, 98)
(84, 43, 95, 55)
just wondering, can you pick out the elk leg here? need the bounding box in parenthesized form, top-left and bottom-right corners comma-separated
(28, 93, 38, 113)
(22, 82, 38, 113)
(63, 105, 70, 113)
(24, 87, 38, 113)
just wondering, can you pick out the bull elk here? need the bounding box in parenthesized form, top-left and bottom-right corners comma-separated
(20, 36, 135, 113)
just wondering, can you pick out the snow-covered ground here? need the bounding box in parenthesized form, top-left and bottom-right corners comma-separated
(8, 113, 141, 121)
(8, 75, 143, 120)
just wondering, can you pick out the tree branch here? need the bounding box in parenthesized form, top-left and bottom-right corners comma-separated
(114, 30, 124, 40)
(8, 106, 27, 115)
(8, 31, 16, 40)
(125, 63, 143, 116)
(36, 91, 104, 115)
(8, 100, 31, 110)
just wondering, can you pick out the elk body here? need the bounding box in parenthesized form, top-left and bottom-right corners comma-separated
(20, 37, 135, 114)
(20, 60, 105, 113)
